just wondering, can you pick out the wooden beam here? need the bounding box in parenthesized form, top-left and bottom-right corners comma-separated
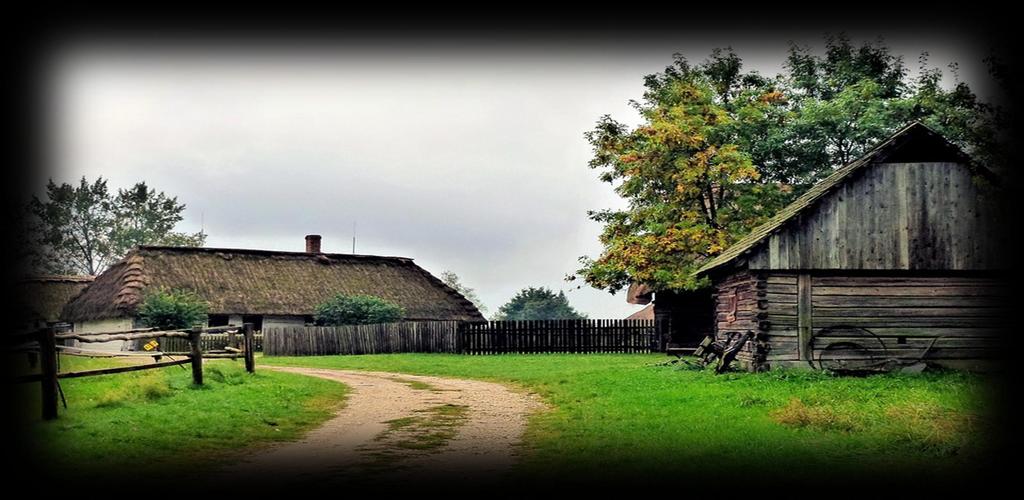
(57, 358, 192, 379)
(55, 324, 240, 342)
(797, 274, 813, 362)
(56, 331, 192, 342)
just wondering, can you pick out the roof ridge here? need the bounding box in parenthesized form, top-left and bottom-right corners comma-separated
(137, 245, 414, 262)
(18, 275, 95, 283)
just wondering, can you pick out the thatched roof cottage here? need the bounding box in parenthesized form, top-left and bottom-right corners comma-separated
(62, 235, 485, 336)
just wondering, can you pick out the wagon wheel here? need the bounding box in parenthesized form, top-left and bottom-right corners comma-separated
(811, 326, 889, 374)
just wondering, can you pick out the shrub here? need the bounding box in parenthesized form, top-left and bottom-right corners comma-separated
(314, 294, 404, 326)
(137, 288, 209, 330)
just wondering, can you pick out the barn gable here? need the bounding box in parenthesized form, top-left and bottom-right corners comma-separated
(696, 122, 1003, 276)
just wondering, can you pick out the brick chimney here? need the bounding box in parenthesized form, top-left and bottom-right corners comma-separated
(305, 234, 322, 254)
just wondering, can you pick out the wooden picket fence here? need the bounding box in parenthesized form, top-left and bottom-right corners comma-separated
(463, 319, 656, 354)
(158, 333, 264, 353)
(263, 319, 656, 356)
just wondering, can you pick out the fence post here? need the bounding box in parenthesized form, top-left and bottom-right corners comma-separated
(456, 321, 465, 354)
(243, 323, 255, 374)
(188, 326, 203, 385)
(40, 327, 59, 420)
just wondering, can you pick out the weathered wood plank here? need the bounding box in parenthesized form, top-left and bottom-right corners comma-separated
(812, 295, 1006, 307)
(812, 316, 1010, 328)
(810, 307, 1006, 318)
(810, 276, 1002, 287)
(813, 286, 1007, 297)
(797, 274, 812, 361)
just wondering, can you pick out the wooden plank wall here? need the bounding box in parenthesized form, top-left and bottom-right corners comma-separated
(748, 162, 1005, 271)
(806, 275, 1006, 362)
(264, 321, 461, 356)
(462, 319, 656, 355)
(757, 273, 1006, 367)
(762, 274, 800, 362)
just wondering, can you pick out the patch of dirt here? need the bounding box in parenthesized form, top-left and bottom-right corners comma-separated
(215, 368, 545, 487)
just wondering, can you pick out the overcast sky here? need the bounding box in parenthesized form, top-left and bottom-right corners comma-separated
(42, 28, 996, 318)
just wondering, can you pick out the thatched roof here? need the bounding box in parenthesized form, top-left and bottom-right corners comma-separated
(626, 283, 653, 305)
(695, 122, 991, 277)
(61, 246, 485, 322)
(17, 276, 94, 323)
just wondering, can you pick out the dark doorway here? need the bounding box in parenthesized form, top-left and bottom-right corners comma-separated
(241, 315, 264, 331)
(654, 289, 714, 348)
(207, 314, 230, 327)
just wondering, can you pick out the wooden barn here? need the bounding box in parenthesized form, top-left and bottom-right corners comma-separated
(692, 122, 1007, 371)
(61, 235, 484, 348)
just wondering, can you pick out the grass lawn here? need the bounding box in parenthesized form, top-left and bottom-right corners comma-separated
(15, 355, 347, 479)
(262, 353, 998, 486)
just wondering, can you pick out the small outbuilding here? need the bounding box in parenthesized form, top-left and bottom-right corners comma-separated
(694, 123, 1007, 370)
(15, 275, 94, 331)
(61, 235, 485, 341)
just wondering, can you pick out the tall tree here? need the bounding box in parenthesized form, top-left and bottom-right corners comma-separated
(576, 51, 788, 292)
(440, 270, 488, 315)
(493, 287, 587, 321)
(576, 37, 1003, 294)
(110, 182, 206, 259)
(23, 177, 206, 276)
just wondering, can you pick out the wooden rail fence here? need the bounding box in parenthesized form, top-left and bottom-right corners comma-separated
(264, 319, 656, 356)
(6, 324, 257, 420)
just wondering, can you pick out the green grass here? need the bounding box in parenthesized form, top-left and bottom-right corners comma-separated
(262, 353, 996, 486)
(16, 355, 347, 478)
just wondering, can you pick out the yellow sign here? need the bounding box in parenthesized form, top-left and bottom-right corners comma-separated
(143, 340, 159, 351)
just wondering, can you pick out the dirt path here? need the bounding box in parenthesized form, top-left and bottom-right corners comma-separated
(216, 367, 545, 487)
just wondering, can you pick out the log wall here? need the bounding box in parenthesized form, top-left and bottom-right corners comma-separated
(712, 270, 764, 367)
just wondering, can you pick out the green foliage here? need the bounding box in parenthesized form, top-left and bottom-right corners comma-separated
(440, 270, 488, 315)
(493, 287, 587, 320)
(23, 177, 207, 276)
(136, 288, 209, 330)
(314, 294, 405, 325)
(577, 36, 1005, 293)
